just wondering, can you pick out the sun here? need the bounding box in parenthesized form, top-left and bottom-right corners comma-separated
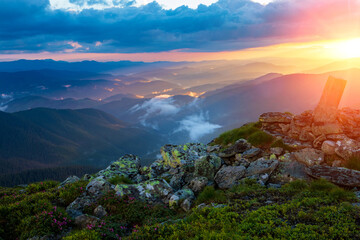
(329, 38, 360, 59)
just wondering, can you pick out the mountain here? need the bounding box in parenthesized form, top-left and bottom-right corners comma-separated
(4, 96, 101, 113)
(0, 108, 165, 176)
(306, 58, 360, 73)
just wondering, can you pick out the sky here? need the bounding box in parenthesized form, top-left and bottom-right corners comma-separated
(1, 0, 360, 62)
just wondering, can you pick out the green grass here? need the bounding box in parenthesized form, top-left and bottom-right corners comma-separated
(213, 122, 261, 146)
(195, 186, 227, 205)
(108, 175, 133, 185)
(247, 131, 274, 148)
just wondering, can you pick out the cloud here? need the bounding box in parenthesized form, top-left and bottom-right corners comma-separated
(176, 112, 221, 141)
(130, 97, 180, 128)
(0, 0, 358, 53)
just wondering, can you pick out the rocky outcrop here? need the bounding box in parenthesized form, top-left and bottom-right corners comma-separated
(214, 165, 246, 189)
(293, 148, 324, 167)
(306, 165, 360, 187)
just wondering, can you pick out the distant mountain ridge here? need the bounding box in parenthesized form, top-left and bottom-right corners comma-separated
(0, 108, 165, 177)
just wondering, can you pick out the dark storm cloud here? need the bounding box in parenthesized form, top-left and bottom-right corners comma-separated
(0, 0, 358, 53)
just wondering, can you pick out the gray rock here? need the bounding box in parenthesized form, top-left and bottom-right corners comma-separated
(293, 148, 324, 166)
(169, 172, 185, 190)
(93, 205, 107, 218)
(214, 165, 246, 189)
(306, 165, 360, 187)
(66, 195, 95, 218)
(321, 140, 336, 155)
(169, 188, 195, 208)
(180, 198, 193, 212)
(245, 158, 279, 185)
(161, 143, 208, 168)
(194, 155, 222, 180)
(234, 154, 250, 167)
(335, 138, 360, 160)
(270, 147, 283, 156)
(115, 179, 173, 204)
(207, 145, 221, 153)
(58, 176, 80, 188)
(218, 139, 251, 158)
(86, 176, 112, 197)
(189, 177, 208, 194)
(259, 112, 293, 123)
(242, 148, 261, 159)
(149, 159, 170, 178)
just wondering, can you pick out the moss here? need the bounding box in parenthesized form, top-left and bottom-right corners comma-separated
(212, 122, 261, 146)
(109, 175, 133, 185)
(247, 131, 274, 148)
(63, 229, 101, 240)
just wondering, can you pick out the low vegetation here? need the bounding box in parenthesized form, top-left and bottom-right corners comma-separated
(0, 178, 358, 239)
(213, 121, 294, 150)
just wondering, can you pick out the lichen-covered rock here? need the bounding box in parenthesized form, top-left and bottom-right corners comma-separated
(169, 188, 194, 208)
(180, 198, 193, 212)
(58, 175, 79, 188)
(214, 165, 246, 189)
(293, 148, 324, 166)
(218, 139, 251, 158)
(93, 205, 107, 218)
(93, 154, 141, 181)
(189, 177, 208, 194)
(149, 159, 170, 179)
(115, 179, 173, 203)
(321, 140, 336, 155)
(194, 155, 222, 180)
(335, 138, 360, 160)
(160, 143, 208, 168)
(66, 195, 95, 218)
(245, 158, 279, 185)
(86, 176, 112, 197)
(272, 161, 309, 184)
(306, 165, 360, 187)
(234, 154, 250, 167)
(169, 172, 186, 190)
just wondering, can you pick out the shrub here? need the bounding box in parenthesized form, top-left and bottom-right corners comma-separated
(26, 180, 59, 194)
(195, 186, 227, 205)
(19, 206, 71, 239)
(63, 229, 101, 240)
(345, 155, 360, 171)
(58, 180, 87, 206)
(230, 178, 265, 195)
(247, 131, 274, 147)
(108, 175, 133, 185)
(282, 179, 308, 192)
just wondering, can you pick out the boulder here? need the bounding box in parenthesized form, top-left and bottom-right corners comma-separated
(242, 148, 261, 159)
(270, 147, 283, 156)
(272, 161, 309, 184)
(66, 195, 95, 218)
(234, 154, 250, 167)
(293, 148, 324, 166)
(321, 140, 336, 155)
(214, 165, 246, 189)
(245, 158, 279, 185)
(93, 205, 107, 218)
(194, 155, 222, 180)
(86, 176, 112, 197)
(160, 143, 208, 168)
(58, 176, 80, 188)
(259, 112, 293, 123)
(306, 165, 360, 187)
(114, 179, 173, 204)
(94, 154, 141, 181)
(149, 159, 170, 179)
(169, 188, 195, 208)
(180, 198, 193, 212)
(335, 138, 360, 160)
(189, 177, 208, 194)
(218, 139, 251, 158)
